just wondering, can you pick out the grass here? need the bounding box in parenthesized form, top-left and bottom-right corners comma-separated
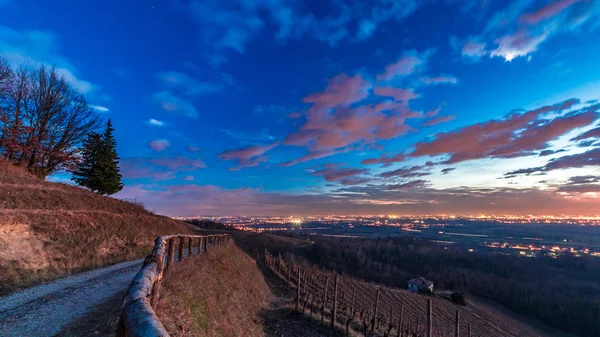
(156, 243, 271, 337)
(0, 160, 192, 295)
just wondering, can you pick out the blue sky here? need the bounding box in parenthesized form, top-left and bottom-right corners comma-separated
(3, 0, 600, 216)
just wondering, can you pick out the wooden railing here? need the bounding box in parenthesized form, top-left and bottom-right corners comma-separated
(116, 234, 231, 337)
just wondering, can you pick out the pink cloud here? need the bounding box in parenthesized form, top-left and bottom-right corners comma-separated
(218, 142, 278, 171)
(376, 55, 422, 81)
(279, 148, 346, 167)
(120, 156, 205, 181)
(373, 87, 419, 101)
(303, 74, 372, 109)
(519, 0, 580, 25)
(412, 99, 598, 164)
(422, 115, 456, 126)
(153, 91, 198, 119)
(281, 75, 427, 159)
(228, 156, 268, 171)
(360, 153, 406, 167)
(150, 157, 206, 170)
(491, 29, 549, 61)
(148, 139, 170, 152)
(425, 107, 441, 117)
(422, 76, 458, 85)
(186, 146, 202, 152)
(228, 53, 447, 168)
(310, 165, 369, 184)
(462, 40, 487, 59)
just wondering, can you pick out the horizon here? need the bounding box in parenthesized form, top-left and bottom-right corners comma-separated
(2, 0, 599, 216)
(175, 213, 600, 220)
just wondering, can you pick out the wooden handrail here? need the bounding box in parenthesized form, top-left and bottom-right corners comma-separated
(117, 234, 231, 337)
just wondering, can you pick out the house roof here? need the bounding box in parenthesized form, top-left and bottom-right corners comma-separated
(408, 277, 433, 287)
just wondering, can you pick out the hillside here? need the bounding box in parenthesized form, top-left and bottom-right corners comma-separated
(155, 241, 353, 337)
(156, 243, 271, 336)
(266, 250, 559, 337)
(0, 160, 192, 295)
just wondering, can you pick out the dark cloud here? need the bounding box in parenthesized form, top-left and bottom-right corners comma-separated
(571, 126, 600, 141)
(441, 167, 456, 174)
(554, 175, 600, 193)
(505, 147, 600, 177)
(539, 149, 566, 156)
(379, 162, 434, 179)
(309, 164, 370, 185)
(385, 180, 429, 190)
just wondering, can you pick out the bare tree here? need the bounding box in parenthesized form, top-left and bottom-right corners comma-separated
(0, 59, 100, 177)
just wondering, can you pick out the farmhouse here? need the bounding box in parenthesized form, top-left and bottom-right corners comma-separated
(408, 277, 434, 294)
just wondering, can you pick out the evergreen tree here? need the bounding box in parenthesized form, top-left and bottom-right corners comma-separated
(71, 132, 102, 191)
(71, 119, 123, 195)
(95, 119, 123, 195)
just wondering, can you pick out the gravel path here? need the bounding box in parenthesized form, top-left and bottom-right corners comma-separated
(0, 259, 143, 337)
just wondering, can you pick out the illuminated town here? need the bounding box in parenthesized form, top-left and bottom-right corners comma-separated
(178, 214, 600, 258)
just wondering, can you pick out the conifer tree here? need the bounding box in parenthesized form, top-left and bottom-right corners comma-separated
(71, 119, 123, 195)
(95, 119, 123, 195)
(71, 132, 102, 191)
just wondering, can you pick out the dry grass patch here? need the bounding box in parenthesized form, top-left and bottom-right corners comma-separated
(156, 244, 271, 337)
(0, 160, 192, 294)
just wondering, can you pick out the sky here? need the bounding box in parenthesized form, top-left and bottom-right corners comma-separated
(2, 0, 600, 216)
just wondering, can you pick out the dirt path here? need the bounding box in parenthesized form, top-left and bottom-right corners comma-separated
(0, 259, 142, 337)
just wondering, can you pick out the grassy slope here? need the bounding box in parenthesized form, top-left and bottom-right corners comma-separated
(0, 160, 192, 295)
(156, 244, 271, 337)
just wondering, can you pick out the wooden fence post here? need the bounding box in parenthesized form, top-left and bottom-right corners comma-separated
(322, 277, 329, 322)
(468, 323, 472, 337)
(350, 288, 356, 320)
(455, 310, 460, 337)
(188, 237, 193, 257)
(397, 303, 404, 337)
(149, 239, 166, 308)
(371, 288, 380, 332)
(303, 270, 308, 299)
(178, 237, 185, 261)
(427, 299, 432, 337)
(296, 267, 301, 311)
(166, 238, 175, 270)
(331, 274, 338, 328)
(197, 237, 202, 254)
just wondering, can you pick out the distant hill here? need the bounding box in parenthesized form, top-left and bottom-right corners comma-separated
(0, 160, 192, 295)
